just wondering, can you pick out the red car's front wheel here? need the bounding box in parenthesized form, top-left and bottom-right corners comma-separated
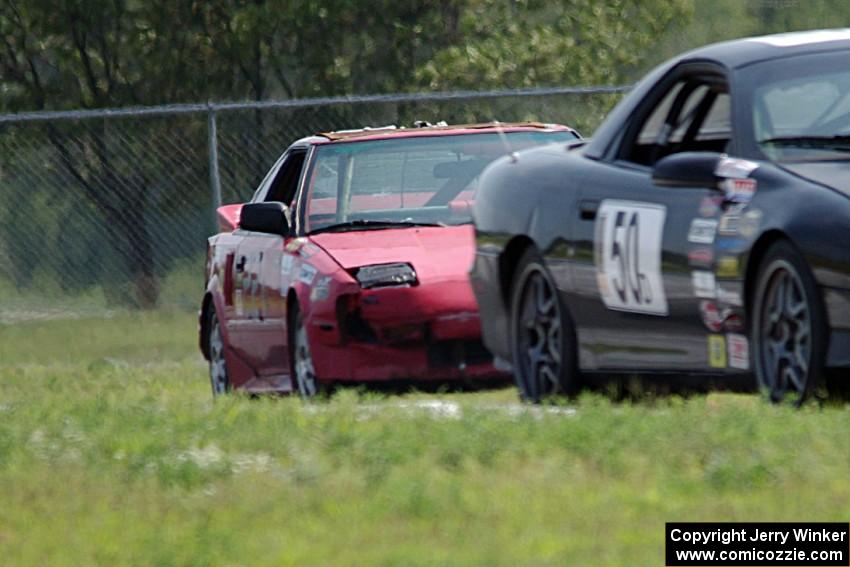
(291, 304, 321, 398)
(207, 309, 230, 397)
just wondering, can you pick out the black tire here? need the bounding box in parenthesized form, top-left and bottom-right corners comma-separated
(290, 303, 322, 399)
(207, 308, 231, 397)
(751, 239, 828, 405)
(509, 247, 580, 402)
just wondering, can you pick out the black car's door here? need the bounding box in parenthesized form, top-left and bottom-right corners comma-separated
(569, 68, 733, 371)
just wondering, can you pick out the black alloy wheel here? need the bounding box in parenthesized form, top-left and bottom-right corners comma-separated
(509, 248, 580, 402)
(752, 240, 827, 405)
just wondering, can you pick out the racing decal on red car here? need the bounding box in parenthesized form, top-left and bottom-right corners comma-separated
(310, 276, 331, 301)
(300, 243, 321, 258)
(299, 263, 317, 285)
(594, 200, 668, 315)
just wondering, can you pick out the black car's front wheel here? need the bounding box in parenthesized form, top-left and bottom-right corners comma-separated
(752, 240, 827, 405)
(509, 248, 580, 402)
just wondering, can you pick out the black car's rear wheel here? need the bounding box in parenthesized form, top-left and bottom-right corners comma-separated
(752, 240, 827, 405)
(509, 248, 579, 402)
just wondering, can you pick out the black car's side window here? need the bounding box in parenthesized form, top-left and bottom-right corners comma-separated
(622, 75, 731, 167)
(265, 150, 307, 205)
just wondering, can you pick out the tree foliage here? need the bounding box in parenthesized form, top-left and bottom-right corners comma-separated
(415, 0, 691, 90)
(6, 1, 849, 307)
(1, 0, 694, 113)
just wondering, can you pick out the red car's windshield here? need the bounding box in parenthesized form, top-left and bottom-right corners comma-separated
(304, 130, 577, 232)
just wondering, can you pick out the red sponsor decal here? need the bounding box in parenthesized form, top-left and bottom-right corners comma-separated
(700, 300, 724, 332)
(727, 333, 749, 369)
(723, 178, 757, 203)
(688, 247, 714, 267)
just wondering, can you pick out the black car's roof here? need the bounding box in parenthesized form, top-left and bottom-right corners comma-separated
(677, 29, 850, 69)
(584, 29, 850, 160)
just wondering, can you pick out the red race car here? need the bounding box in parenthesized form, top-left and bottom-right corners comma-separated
(199, 122, 579, 396)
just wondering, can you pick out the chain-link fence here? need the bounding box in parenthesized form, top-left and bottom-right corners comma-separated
(0, 85, 629, 319)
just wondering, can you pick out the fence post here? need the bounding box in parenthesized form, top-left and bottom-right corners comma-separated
(207, 104, 222, 232)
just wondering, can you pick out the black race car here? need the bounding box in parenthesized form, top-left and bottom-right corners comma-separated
(471, 30, 850, 404)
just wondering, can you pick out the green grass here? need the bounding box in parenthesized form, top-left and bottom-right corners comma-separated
(1, 312, 850, 565)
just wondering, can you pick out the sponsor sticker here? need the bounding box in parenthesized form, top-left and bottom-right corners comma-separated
(688, 219, 718, 244)
(688, 247, 714, 268)
(727, 333, 749, 369)
(299, 264, 317, 285)
(281, 255, 294, 277)
(594, 200, 668, 315)
(716, 256, 740, 278)
(715, 156, 759, 179)
(700, 300, 724, 332)
(715, 237, 747, 252)
(722, 178, 758, 204)
(739, 209, 763, 238)
(708, 334, 727, 368)
(724, 312, 745, 333)
(300, 243, 321, 258)
(235, 289, 244, 316)
(310, 276, 331, 301)
(718, 211, 740, 235)
(692, 270, 716, 299)
(716, 285, 743, 307)
(699, 196, 722, 217)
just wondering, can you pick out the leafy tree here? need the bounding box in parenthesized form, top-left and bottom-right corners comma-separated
(0, 0, 695, 307)
(415, 0, 692, 89)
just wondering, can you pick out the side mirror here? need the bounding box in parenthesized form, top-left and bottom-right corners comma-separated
(651, 152, 724, 189)
(239, 202, 291, 235)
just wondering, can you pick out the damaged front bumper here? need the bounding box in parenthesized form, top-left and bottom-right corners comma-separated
(307, 277, 506, 381)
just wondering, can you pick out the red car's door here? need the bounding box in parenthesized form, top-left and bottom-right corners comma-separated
(229, 236, 288, 377)
(229, 148, 308, 380)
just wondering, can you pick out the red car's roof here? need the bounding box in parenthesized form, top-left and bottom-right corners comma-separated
(312, 121, 575, 144)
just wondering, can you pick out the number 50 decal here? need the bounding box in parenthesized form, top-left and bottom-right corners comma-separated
(594, 200, 668, 315)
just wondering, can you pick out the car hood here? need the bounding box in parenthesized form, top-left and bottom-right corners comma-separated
(782, 161, 850, 196)
(309, 224, 475, 282)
